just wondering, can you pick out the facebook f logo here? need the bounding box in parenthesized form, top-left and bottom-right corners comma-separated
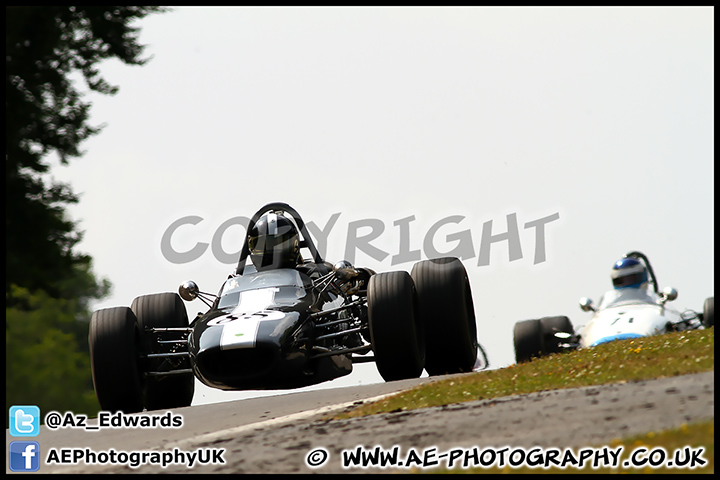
(9, 405, 40, 437)
(9, 441, 41, 472)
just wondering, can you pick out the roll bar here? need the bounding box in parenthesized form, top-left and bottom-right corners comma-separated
(623, 250, 659, 294)
(234, 202, 324, 275)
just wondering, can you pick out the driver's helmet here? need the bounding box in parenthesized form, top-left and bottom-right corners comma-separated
(611, 257, 648, 289)
(248, 212, 301, 270)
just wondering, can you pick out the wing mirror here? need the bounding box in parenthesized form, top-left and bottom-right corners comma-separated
(579, 297, 595, 312)
(660, 286, 678, 304)
(179, 280, 200, 301)
(334, 260, 359, 281)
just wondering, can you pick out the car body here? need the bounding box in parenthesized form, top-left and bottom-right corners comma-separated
(89, 202, 489, 413)
(513, 251, 713, 363)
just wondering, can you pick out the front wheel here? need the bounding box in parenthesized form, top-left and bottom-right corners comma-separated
(89, 307, 144, 413)
(540, 316, 574, 354)
(513, 319, 543, 364)
(367, 271, 425, 381)
(513, 316, 574, 363)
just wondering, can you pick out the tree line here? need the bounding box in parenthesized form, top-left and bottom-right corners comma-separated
(6, 6, 169, 423)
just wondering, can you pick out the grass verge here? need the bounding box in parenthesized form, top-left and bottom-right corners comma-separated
(335, 328, 713, 419)
(333, 328, 714, 473)
(333, 328, 715, 474)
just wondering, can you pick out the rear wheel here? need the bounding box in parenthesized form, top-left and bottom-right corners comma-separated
(703, 297, 714, 328)
(367, 271, 425, 381)
(89, 307, 144, 413)
(411, 257, 477, 375)
(131, 293, 194, 410)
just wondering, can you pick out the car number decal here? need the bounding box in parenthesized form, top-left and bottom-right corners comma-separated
(217, 310, 286, 350)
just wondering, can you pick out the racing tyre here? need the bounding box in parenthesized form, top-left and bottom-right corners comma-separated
(513, 319, 543, 363)
(131, 293, 194, 410)
(540, 316, 574, 355)
(367, 271, 425, 381)
(411, 257, 477, 375)
(703, 297, 714, 328)
(89, 307, 144, 413)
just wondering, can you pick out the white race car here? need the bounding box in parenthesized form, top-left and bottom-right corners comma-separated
(513, 251, 713, 363)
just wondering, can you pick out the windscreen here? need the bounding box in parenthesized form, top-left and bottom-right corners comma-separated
(217, 269, 309, 310)
(597, 287, 659, 310)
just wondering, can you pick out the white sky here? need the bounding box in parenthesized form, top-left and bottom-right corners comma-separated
(50, 6, 714, 405)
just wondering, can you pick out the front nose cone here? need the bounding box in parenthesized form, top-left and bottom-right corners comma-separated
(197, 340, 281, 383)
(190, 310, 306, 389)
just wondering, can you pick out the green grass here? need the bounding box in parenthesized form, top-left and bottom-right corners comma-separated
(335, 328, 714, 419)
(331, 328, 714, 474)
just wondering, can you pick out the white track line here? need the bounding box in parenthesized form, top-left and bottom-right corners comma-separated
(163, 392, 396, 450)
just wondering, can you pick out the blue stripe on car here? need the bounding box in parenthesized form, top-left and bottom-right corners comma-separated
(590, 333, 645, 347)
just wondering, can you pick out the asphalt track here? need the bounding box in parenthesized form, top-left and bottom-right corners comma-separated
(7, 371, 714, 474)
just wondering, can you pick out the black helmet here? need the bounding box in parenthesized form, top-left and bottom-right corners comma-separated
(248, 212, 301, 270)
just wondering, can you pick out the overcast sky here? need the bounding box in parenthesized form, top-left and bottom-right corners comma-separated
(51, 6, 714, 405)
